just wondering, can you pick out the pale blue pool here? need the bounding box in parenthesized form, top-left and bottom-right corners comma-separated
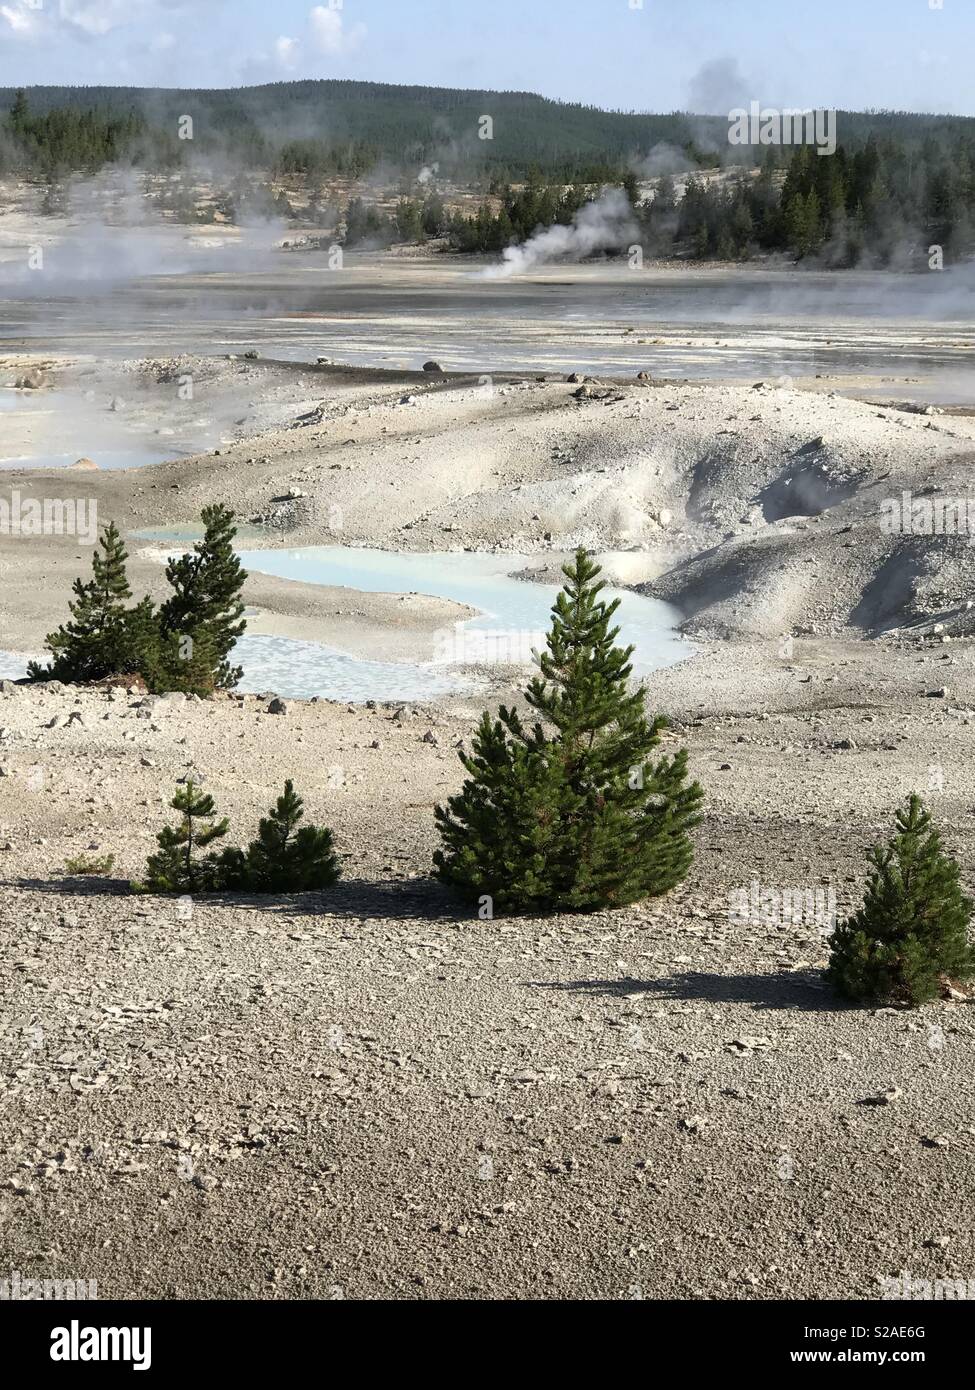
(3, 544, 689, 701)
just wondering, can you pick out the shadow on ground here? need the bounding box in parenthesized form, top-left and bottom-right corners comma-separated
(3, 874, 463, 923)
(531, 968, 854, 1012)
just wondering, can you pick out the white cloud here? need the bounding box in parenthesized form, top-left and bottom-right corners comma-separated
(309, 5, 365, 57)
(59, 0, 136, 37)
(1, 1, 39, 36)
(250, 7, 365, 81)
(47, 0, 223, 41)
(274, 35, 299, 69)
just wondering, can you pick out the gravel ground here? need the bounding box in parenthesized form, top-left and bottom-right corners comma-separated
(2, 637, 975, 1301)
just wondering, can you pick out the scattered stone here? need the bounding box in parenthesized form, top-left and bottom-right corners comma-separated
(728, 1036, 774, 1053)
(859, 1085, 902, 1106)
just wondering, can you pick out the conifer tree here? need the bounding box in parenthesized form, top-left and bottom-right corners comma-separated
(827, 795, 975, 1007)
(158, 504, 247, 690)
(138, 780, 230, 894)
(434, 549, 703, 915)
(28, 522, 145, 683)
(149, 624, 223, 699)
(220, 780, 340, 893)
(10, 90, 28, 130)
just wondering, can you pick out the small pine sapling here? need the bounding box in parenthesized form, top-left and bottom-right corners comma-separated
(137, 780, 230, 894)
(827, 794, 975, 1006)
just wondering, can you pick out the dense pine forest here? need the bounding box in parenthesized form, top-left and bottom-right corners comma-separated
(2, 81, 974, 265)
(444, 138, 975, 265)
(0, 80, 720, 182)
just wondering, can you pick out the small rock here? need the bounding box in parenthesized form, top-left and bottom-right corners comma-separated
(16, 370, 46, 389)
(859, 1085, 902, 1106)
(729, 1036, 773, 1052)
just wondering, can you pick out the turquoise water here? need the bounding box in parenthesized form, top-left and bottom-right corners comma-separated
(232, 546, 687, 700)
(3, 544, 689, 701)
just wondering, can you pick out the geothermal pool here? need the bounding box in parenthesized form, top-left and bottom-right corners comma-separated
(232, 546, 688, 700)
(0, 546, 689, 701)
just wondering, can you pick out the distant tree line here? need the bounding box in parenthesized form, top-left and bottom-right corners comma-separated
(450, 137, 975, 266)
(0, 90, 180, 177)
(446, 182, 595, 252)
(4, 86, 975, 265)
(665, 139, 975, 264)
(0, 82, 717, 182)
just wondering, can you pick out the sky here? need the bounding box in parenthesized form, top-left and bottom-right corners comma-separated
(0, 0, 971, 116)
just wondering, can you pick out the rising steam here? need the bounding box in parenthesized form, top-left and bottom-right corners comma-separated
(482, 188, 638, 279)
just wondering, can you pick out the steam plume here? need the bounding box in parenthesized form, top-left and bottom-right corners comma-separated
(482, 188, 638, 279)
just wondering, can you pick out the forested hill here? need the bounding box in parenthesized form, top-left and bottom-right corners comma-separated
(2, 80, 974, 182)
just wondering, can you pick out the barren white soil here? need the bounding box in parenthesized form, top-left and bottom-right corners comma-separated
(3, 354, 975, 1299)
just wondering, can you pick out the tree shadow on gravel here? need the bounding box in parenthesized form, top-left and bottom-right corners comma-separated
(533, 968, 856, 1012)
(237, 876, 462, 922)
(3, 875, 132, 896)
(4, 874, 462, 923)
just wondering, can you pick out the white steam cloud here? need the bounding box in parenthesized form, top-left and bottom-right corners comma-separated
(309, 5, 365, 56)
(482, 188, 638, 280)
